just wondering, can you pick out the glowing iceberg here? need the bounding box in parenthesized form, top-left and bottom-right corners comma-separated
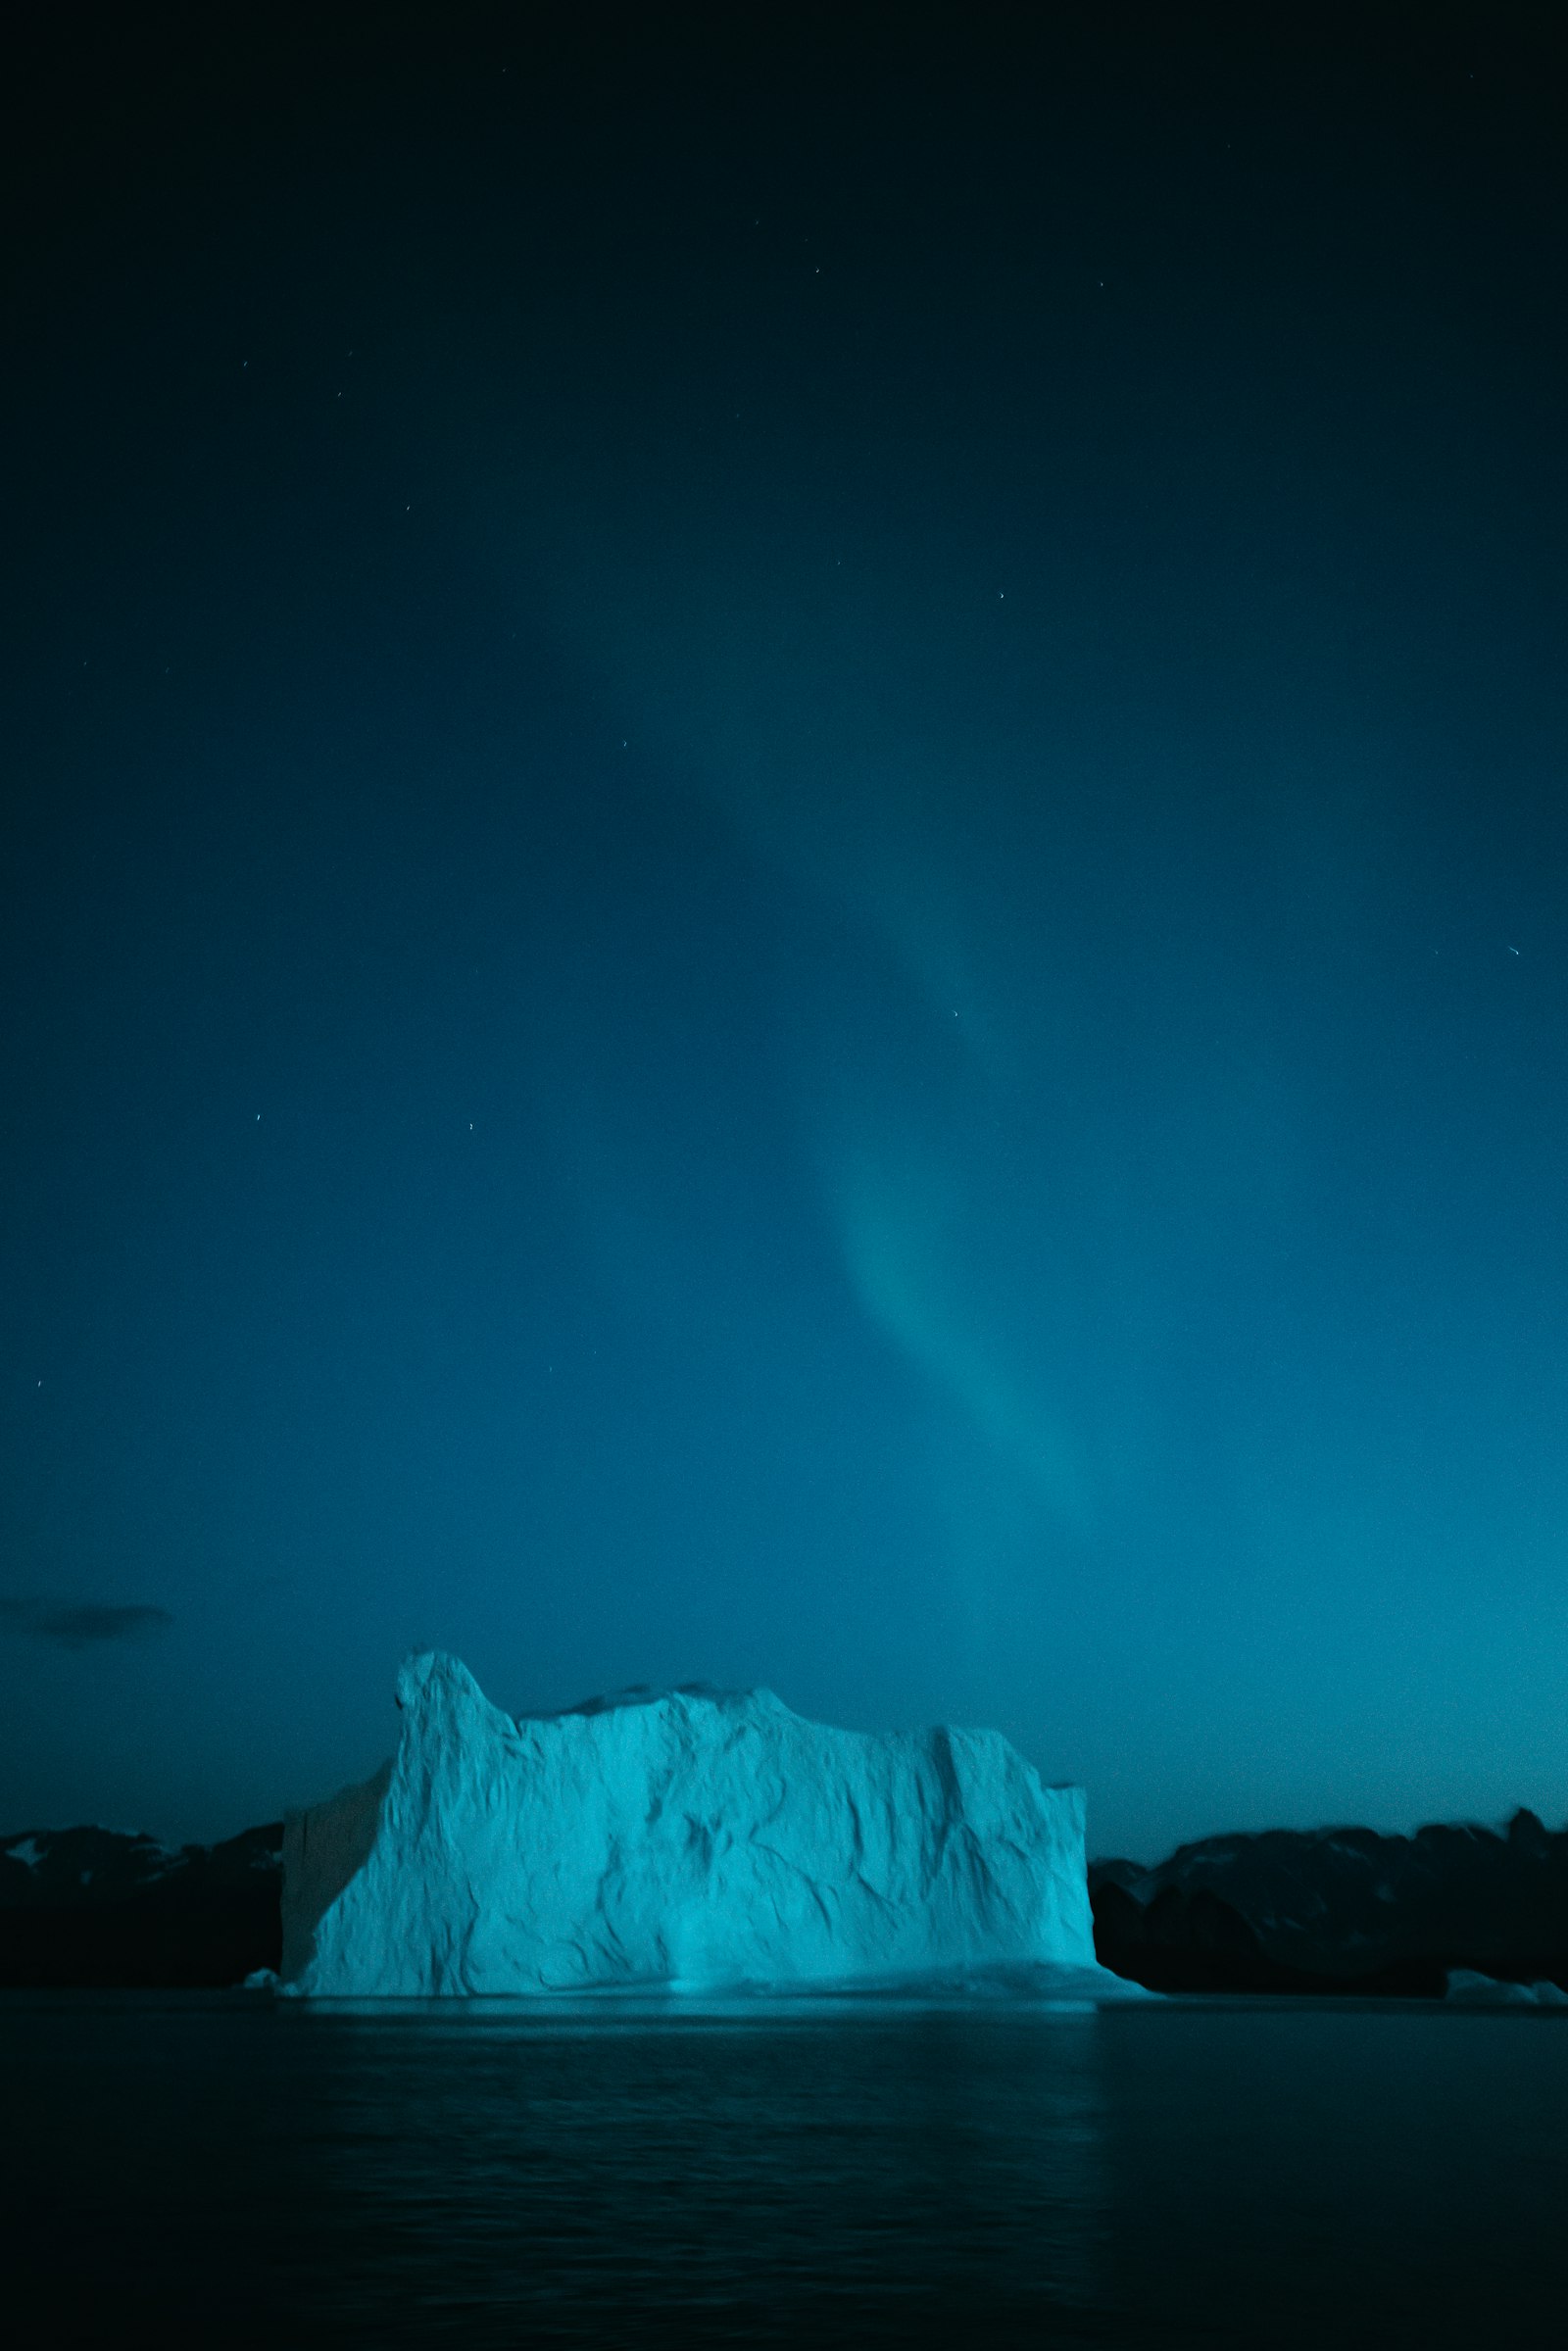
(280, 1651, 1118, 1997)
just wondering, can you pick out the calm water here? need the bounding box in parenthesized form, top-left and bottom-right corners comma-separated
(3, 1990, 1564, 2346)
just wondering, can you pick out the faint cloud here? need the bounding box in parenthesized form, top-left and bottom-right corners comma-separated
(0, 1597, 174, 1650)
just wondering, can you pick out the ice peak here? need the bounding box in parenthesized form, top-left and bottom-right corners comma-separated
(394, 1649, 487, 1713)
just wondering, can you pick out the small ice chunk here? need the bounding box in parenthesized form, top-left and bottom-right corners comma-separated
(1446, 1969, 1568, 2005)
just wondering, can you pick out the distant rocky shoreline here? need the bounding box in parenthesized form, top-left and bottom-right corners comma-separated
(4, 1809, 1566, 1997)
(1088, 1810, 1568, 1997)
(0, 1824, 282, 1987)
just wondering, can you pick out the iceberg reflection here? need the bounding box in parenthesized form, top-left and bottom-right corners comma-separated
(282, 2001, 1111, 2334)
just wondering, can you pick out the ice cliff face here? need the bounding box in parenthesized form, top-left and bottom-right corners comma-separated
(281, 1652, 1114, 1997)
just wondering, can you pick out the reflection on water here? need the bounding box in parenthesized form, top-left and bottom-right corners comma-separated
(284, 2002, 1109, 2342)
(3, 1993, 1565, 2346)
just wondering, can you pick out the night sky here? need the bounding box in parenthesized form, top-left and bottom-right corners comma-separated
(5, 6, 1566, 1859)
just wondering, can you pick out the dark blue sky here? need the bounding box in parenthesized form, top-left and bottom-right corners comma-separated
(4, 6, 1566, 1857)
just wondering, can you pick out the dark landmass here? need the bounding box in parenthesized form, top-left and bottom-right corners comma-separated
(1090, 1809, 1568, 1995)
(4, 1808, 1565, 1994)
(0, 1824, 281, 1986)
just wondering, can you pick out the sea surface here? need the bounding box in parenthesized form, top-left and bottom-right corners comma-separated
(3, 1989, 1564, 2346)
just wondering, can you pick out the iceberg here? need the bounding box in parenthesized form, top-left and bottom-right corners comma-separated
(280, 1652, 1124, 1998)
(1445, 1968, 1568, 2006)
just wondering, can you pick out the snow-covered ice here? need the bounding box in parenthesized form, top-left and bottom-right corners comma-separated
(281, 1651, 1128, 1999)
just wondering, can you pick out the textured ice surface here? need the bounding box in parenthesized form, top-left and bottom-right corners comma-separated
(281, 1652, 1122, 1998)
